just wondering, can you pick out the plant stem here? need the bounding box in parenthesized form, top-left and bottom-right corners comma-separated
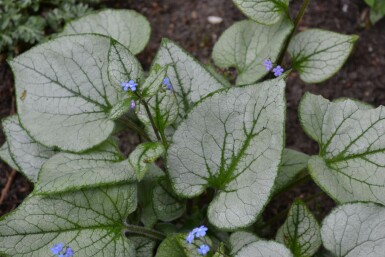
(124, 223, 166, 241)
(277, 0, 311, 65)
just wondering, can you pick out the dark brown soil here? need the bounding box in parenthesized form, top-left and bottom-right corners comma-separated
(1, 0, 384, 238)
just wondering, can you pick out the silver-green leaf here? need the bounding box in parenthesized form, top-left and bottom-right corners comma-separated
(232, 0, 289, 25)
(276, 200, 321, 257)
(153, 177, 186, 222)
(154, 39, 225, 122)
(2, 115, 55, 182)
(0, 142, 19, 171)
(141, 65, 168, 98)
(274, 149, 309, 194)
(230, 231, 259, 256)
(235, 240, 293, 257)
(61, 9, 151, 55)
(321, 203, 385, 257)
(212, 18, 293, 85)
(128, 142, 165, 181)
(288, 29, 358, 83)
(10, 34, 142, 152)
(0, 184, 137, 257)
(300, 93, 385, 204)
(36, 139, 136, 195)
(167, 78, 285, 230)
(130, 236, 156, 257)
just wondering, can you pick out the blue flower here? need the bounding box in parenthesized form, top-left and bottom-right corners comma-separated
(195, 225, 208, 238)
(131, 100, 136, 109)
(121, 80, 138, 92)
(186, 232, 195, 244)
(64, 247, 74, 257)
(51, 243, 64, 255)
(273, 65, 284, 77)
(162, 77, 173, 93)
(197, 244, 210, 255)
(263, 59, 273, 71)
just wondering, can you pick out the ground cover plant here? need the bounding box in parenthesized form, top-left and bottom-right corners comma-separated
(0, 0, 384, 256)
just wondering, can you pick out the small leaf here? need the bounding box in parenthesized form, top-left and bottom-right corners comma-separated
(300, 93, 385, 204)
(109, 98, 134, 120)
(0, 142, 19, 171)
(273, 149, 309, 194)
(108, 39, 143, 90)
(128, 142, 165, 181)
(141, 65, 168, 97)
(288, 29, 358, 83)
(153, 177, 186, 222)
(130, 236, 156, 257)
(276, 200, 321, 257)
(212, 18, 293, 85)
(321, 203, 385, 257)
(232, 0, 289, 25)
(235, 240, 293, 257)
(10, 34, 141, 152)
(154, 39, 225, 123)
(167, 78, 285, 230)
(61, 9, 151, 55)
(2, 115, 55, 182)
(36, 139, 136, 194)
(230, 231, 259, 255)
(138, 165, 164, 227)
(155, 234, 211, 257)
(0, 184, 137, 256)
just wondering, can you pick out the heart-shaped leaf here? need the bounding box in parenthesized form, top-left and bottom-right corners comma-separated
(153, 39, 225, 123)
(128, 142, 165, 181)
(232, 0, 290, 25)
(288, 29, 358, 83)
(2, 115, 55, 182)
(140, 65, 168, 98)
(61, 9, 151, 55)
(300, 93, 385, 204)
(9, 34, 142, 152)
(167, 78, 285, 230)
(0, 184, 137, 257)
(273, 149, 309, 194)
(0, 142, 19, 171)
(321, 203, 385, 257)
(36, 139, 136, 195)
(212, 18, 293, 85)
(276, 200, 321, 257)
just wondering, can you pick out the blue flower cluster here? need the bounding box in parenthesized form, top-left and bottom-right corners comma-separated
(121, 80, 138, 92)
(162, 77, 173, 93)
(263, 59, 284, 77)
(185, 225, 210, 256)
(51, 243, 74, 257)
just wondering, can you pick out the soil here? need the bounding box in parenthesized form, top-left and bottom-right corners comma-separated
(1, 0, 385, 238)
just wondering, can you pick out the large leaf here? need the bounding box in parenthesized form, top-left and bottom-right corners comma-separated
(235, 241, 293, 257)
(0, 142, 19, 171)
(128, 142, 165, 181)
(155, 233, 211, 257)
(167, 78, 285, 230)
(61, 9, 151, 55)
(0, 184, 137, 257)
(2, 115, 55, 182)
(9, 34, 142, 152)
(288, 29, 358, 83)
(153, 39, 225, 123)
(321, 203, 385, 257)
(273, 149, 309, 194)
(276, 200, 321, 257)
(299, 93, 385, 204)
(232, 0, 289, 25)
(36, 139, 136, 195)
(212, 18, 293, 85)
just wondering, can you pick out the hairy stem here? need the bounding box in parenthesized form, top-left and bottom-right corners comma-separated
(124, 222, 166, 241)
(277, 0, 311, 65)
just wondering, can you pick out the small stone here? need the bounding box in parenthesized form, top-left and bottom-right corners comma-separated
(207, 16, 223, 24)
